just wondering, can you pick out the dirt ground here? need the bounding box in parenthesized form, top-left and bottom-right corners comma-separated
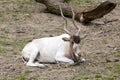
(0, 0, 120, 80)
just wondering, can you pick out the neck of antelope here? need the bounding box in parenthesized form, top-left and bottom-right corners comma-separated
(65, 42, 79, 62)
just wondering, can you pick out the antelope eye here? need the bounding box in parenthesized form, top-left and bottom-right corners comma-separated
(74, 39, 80, 44)
(73, 36, 80, 44)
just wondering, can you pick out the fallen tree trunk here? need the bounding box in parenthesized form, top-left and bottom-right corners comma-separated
(35, 0, 116, 23)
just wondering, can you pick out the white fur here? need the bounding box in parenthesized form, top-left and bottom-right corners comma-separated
(22, 34, 85, 68)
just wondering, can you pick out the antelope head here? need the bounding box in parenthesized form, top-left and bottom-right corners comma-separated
(59, 5, 83, 63)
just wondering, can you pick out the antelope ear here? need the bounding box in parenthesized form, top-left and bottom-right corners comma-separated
(62, 37, 70, 42)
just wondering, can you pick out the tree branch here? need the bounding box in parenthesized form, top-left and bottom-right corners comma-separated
(35, 0, 116, 23)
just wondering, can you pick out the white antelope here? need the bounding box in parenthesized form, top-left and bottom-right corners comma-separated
(21, 5, 85, 68)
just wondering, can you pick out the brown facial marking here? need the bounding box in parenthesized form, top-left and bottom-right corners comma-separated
(72, 35, 80, 44)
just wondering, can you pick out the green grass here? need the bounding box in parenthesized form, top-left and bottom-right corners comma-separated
(83, 76, 93, 80)
(0, 40, 13, 46)
(74, 74, 118, 80)
(1, 75, 27, 80)
(0, 48, 5, 54)
(0, 13, 3, 17)
(115, 64, 120, 74)
(0, 39, 27, 55)
(64, 0, 72, 3)
(18, 0, 35, 5)
(102, 39, 108, 44)
(95, 74, 102, 78)
(114, 51, 120, 57)
(74, 75, 94, 80)
(105, 77, 114, 80)
(77, 0, 99, 8)
(0, 0, 33, 23)
(15, 75, 27, 80)
(0, 69, 32, 80)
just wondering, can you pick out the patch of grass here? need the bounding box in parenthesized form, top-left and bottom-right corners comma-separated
(0, 40, 13, 46)
(74, 75, 95, 80)
(75, 75, 93, 80)
(74, 77, 81, 80)
(0, 38, 25, 49)
(0, 35, 7, 39)
(16, 0, 36, 14)
(84, 0, 96, 5)
(0, 78, 8, 80)
(18, 0, 34, 5)
(83, 76, 93, 80)
(77, 0, 98, 8)
(105, 66, 112, 70)
(102, 39, 108, 44)
(115, 64, 120, 74)
(24, 69, 31, 74)
(15, 75, 27, 80)
(0, 13, 3, 17)
(105, 77, 114, 80)
(24, 13, 32, 18)
(14, 39, 29, 53)
(114, 51, 120, 57)
(0, 48, 5, 54)
(1, 28, 9, 33)
(14, 69, 33, 80)
(64, 0, 72, 3)
(12, 14, 17, 17)
(0, 0, 34, 25)
(95, 74, 102, 78)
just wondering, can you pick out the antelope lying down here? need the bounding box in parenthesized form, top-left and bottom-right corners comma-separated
(21, 6, 85, 68)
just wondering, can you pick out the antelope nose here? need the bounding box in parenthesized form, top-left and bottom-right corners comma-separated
(80, 57, 86, 62)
